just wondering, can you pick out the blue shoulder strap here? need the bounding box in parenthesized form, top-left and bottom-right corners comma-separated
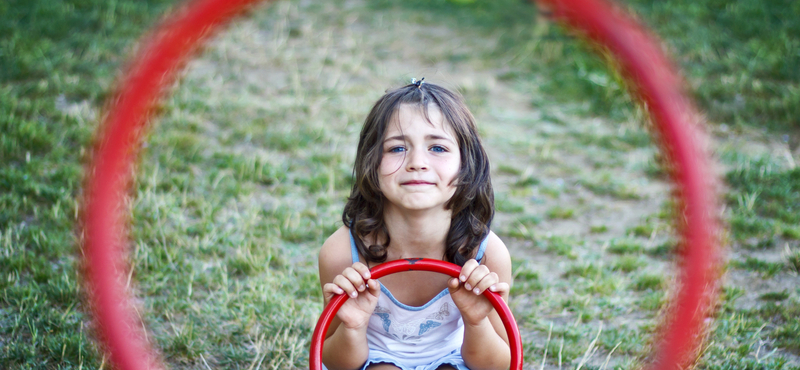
(349, 230, 359, 264)
(476, 233, 489, 263)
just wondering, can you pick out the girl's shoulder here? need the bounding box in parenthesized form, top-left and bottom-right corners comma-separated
(483, 230, 509, 255)
(482, 231, 512, 279)
(318, 226, 355, 280)
(322, 224, 351, 247)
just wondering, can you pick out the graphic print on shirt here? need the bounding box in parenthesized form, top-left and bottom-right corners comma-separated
(373, 302, 453, 341)
(418, 301, 450, 335)
(374, 305, 392, 332)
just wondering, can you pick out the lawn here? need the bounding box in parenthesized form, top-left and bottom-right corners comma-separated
(1, 0, 798, 369)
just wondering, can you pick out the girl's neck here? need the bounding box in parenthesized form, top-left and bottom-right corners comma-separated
(382, 205, 452, 259)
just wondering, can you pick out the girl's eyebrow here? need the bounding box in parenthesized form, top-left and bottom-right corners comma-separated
(426, 134, 456, 144)
(383, 135, 406, 142)
(383, 134, 456, 144)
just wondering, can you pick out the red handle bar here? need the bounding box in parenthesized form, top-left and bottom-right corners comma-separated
(309, 258, 523, 370)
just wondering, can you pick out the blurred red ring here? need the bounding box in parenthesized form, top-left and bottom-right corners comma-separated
(81, 0, 720, 369)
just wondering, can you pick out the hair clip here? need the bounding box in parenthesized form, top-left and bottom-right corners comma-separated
(412, 77, 425, 88)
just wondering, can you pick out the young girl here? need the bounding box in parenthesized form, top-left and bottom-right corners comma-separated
(318, 79, 512, 370)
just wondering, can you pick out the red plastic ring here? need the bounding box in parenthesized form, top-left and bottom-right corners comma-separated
(309, 258, 523, 370)
(81, 0, 720, 369)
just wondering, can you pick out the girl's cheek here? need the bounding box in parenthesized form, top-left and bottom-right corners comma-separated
(437, 157, 460, 180)
(379, 156, 404, 175)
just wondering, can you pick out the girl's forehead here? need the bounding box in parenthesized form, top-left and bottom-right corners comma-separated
(386, 103, 457, 138)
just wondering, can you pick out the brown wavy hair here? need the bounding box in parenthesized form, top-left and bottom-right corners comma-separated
(342, 81, 494, 266)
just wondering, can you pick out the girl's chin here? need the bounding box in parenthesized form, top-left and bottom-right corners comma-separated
(391, 200, 450, 212)
(382, 191, 456, 212)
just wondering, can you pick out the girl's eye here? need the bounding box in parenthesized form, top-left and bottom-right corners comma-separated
(388, 146, 406, 153)
(430, 145, 448, 153)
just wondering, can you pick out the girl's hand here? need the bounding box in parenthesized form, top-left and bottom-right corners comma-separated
(447, 259, 510, 326)
(322, 262, 381, 330)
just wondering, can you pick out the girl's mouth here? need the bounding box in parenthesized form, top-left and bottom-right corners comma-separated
(401, 180, 434, 185)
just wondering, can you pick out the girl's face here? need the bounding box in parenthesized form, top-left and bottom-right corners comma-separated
(379, 104, 461, 213)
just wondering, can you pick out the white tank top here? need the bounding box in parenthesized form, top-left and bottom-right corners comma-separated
(349, 233, 488, 367)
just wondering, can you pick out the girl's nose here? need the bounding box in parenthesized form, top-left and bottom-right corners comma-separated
(405, 149, 428, 171)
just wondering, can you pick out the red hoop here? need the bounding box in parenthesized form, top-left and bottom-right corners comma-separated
(81, 0, 720, 369)
(309, 259, 523, 370)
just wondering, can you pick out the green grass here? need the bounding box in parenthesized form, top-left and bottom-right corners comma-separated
(613, 255, 645, 273)
(546, 205, 575, 220)
(513, 176, 540, 188)
(631, 274, 664, 292)
(496, 164, 522, 176)
(760, 290, 790, 302)
(608, 238, 644, 255)
(786, 246, 800, 273)
(731, 257, 787, 278)
(495, 194, 525, 214)
(388, 0, 800, 132)
(571, 129, 652, 152)
(726, 157, 800, 242)
(624, 0, 800, 132)
(510, 258, 542, 295)
(1, 0, 181, 367)
(580, 173, 643, 200)
(539, 235, 578, 259)
(699, 293, 800, 369)
(627, 222, 656, 238)
(646, 240, 678, 258)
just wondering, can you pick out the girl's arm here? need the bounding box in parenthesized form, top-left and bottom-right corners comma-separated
(318, 226, 380, 370)
(448, 232, 513, 370)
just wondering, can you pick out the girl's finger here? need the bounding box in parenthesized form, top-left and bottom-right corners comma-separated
(342, 267, 367, 292)
(352, 262, 371, 280)
(323, 282, 345, 295)
(464, 264, 490, 292)
(459, 259, 480, 283)
(366, 279, 381, 297)
(488, 282, 510, 294)
(332, 274, 359, 298)
(322, 283, 345, 304)
(447, 277, 461, 293)
(472, 271, 499, 295)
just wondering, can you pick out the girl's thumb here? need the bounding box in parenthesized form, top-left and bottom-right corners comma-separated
(447, 277, 461, 292)
(367, 279, 381, 295)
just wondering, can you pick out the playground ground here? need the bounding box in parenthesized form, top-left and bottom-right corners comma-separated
(2, 0, 799, 368)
